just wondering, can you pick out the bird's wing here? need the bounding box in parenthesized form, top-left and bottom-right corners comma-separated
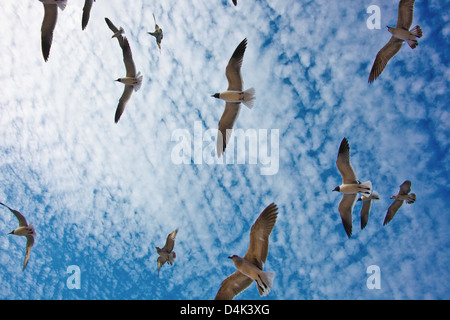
(368, 36, 404, 83)
(115, 85, 133, 123)
(0, 202, 28, 227)
(214, 270, 253, 300)
(157, 256, 167, 275)
(384, 199, 404, 225)
(339, 194, 357, 238)
(217, 102, 241, 157)
(360, 200, 372, 230)
(82, 0, 94, 30)
(336, 138, 358, 184)
(232, 0, 238, 6)
(399, 180, 412, 195)
(105, 17, 119, 33)
(23, 235, 34, 271)
(396, 0, 415, 30)
(41, 4, 58, 62)
(225, 38, 247, 91)
(121, 37, 137, 77)
(162, 229, 178, 253)
(243, 203, 278, 269)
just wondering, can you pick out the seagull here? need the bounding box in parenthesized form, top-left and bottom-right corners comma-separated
(148, 13, 163, 51)
(0, 202, 36, 271)
(368, 0, 422, 83)
(104, 17, 125, 44)
(333, 138, 372, 238)
(357, 191, 380, 230)
(156, 229, 178, 275)
(215, 203, 278, 300)
(212, 38, 255, 158)
(383, 180, 416, 225)
(81, 0, 95, 30)
(39, 0, 67, 62)
(112, 37, 143, 123)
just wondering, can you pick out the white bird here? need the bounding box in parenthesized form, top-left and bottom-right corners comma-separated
(39, 0, 67, 62)
(81, 0, 95, 30)
(357, 191, 380, 230)
(0, 202, 36, 271)
(368, 0, 422, 83)
(383, 180, 416, 225)
(215, 203, 278, 300)
(112, 37, 143, 123)
(156, 229, 178, 275)
(104, 17, 125, 43)
(333, 138, 372, 238)
(212, 38, 255, 158)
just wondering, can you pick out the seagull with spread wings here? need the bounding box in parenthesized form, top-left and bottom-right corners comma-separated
(39, 0, 67, 62)
(333, 138, 372, 238)
(111, 37, 143, 123)
(148, 13, 163, 51)
(211, 38, 255, 158)
(0, 202, 36, 271)
(215, 203, 278, 300)
(156, 229, 178, 275)
(383, 180, 416, 225)
(368, 0, 422, 83)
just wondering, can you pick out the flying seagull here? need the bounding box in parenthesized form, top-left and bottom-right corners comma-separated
(148, 13, 163, 51)
(39, 0, 67, 62)
(156, 229, 178, 275)
(215, 203, 278, 300)
(212, 38, 255, 158)
(333, 138, 372, 238)
(81, 0, 95, 30)
(368, 0, 422, 83)
(104, 17, 125, 44)
(383, 180, 416, 225)
(112, 37, 143, 123)
(0, 202, 36, 271)
(357, 191, 380, 230)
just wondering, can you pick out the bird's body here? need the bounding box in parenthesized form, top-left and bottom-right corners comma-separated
(368, 0, 422, 83)
(0, 202, 36, 271)
(156, 229, 178, 275)
(333, 138, 372, 238)
(215, 203, 278, 300)
(384, 181, 416, 225)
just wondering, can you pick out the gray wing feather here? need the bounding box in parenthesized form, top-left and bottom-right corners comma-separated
(360, 200, 372, 230)
(396, 0, 415, 30)
(23, 235, 34, 271)
(41, 4, 58, 61)
(217, 102, 241, 157)
(115, 85, 133, 123)
(0, 202, 28, 227)
(82, 0, 94, 30)
(121, 37, 136, 77)
(225, 38, 247, 91)
(336, 138, 358, 184)
(368, 36, 404, 83)
(339, 194, 357, 237)
(214, 270, 253, 300)
(384, 199, 404, 225)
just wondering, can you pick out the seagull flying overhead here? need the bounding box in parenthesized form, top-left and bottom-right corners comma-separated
(156, 229, 178, 275)
(383, 180, 416, 225)
(105, 17, 125, 44)
(39, 0, 67, 62)
(215, 203, 278, 300)
(112, 37, 142, 123)
(0, 202, 36, 271)
(333, 138, 372, 238)
(357, 191, 380, 230)
(212, 38, 255, 158)
(81, 0, 95, 30)
(148, 13, 163, 51)
(368, 0, 422, 83)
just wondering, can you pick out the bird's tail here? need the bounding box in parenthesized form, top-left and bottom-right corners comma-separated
(242, 88, 255, 109)
(371, 190, 380, 200)
(406, 193, 416, 204)
(406, 39, 419, 49)
(410, 25, 422, 38)
(28, 223, 37, 238)
(359, 181, 372, 196)
(256, 270, 275, 297)
(134, 72, 143, 92)
(57, 0, 67, 11)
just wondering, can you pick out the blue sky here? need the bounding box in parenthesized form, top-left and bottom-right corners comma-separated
(0, 0, 449, 300)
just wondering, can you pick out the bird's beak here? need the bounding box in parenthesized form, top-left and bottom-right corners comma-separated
(227, 256, 232, 259)
(8, 231, 13, 235)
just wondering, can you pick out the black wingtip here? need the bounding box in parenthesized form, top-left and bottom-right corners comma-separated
(338, 137, 349, 154)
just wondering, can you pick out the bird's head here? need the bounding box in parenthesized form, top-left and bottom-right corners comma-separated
(332, 186, 340, 192)
(386, 26, 393, 33)
(115, 78, 122, 82)
(155, 246, 161, 253)
(228, 255, 238, 260)
(211, 93, 220, 99)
